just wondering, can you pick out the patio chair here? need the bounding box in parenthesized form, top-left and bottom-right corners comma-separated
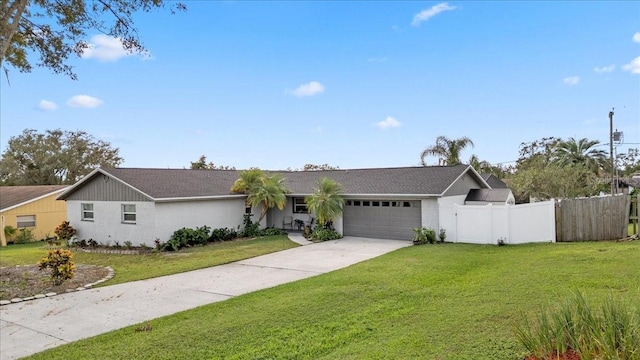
(282, 216, 293, 230)
(306, 217, 315, 229)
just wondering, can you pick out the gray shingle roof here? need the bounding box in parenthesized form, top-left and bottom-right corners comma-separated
(480, 173, 508, 189)
(465, 188, 512, 203)
(0, 185, 68, 211)
(277, 165, 472, 195)
(60, 165, 479, 201)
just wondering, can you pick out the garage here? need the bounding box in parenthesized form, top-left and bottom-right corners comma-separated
(342, 199, 421, 240)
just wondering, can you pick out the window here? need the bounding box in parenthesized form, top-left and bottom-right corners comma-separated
(372, 201, 380, 206)
(81, 203, 94, 221)
(122, 204, 136, 223)
(16, 215, 36, 228)
(346, 200, 352, 206)
(245, 206, 252, 214)
(402, 201, 412, 207)
(293, 198, 307, 213)
(382, 201, 390, 207)
(362, 201, 370, 206)
(353, 200, 361, 206)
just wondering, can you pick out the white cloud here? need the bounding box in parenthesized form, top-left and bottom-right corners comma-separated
(594, 65, 615, 73)
(623, 56, 640, 74)
(37, 99, 58, 111)
(375, 116, 401, 130)
(81, 34, 151, 62)
(563, 76, 580, 86)
(66, 95, 104, 108)
(412, 3, 457, 26)
(633, 32, 640, 43)
(291, 81, 325, 97)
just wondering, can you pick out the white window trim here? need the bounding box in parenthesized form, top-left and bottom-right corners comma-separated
(81, 203, 94, 221)
(16, 215, 36, 228)
(121, 204, 137, 224)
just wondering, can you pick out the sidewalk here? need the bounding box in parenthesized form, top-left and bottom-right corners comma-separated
(0, 236, 409, 360)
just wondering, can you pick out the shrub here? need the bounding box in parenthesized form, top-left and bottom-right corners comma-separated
(4, 225, 17, 242)
(309, 227, 342, 241)
(438, 228, 447, 243)
(162, 226, 211, 251)
(413, 227, 436, 245)
(239, 214, 261, 238)
(54, 221, 76, 242)
(208, 227, 238, 242)
(515, 291, 640, 359)
(260, 228, 287, 237)
(73, 238, 88, 247)
(15, 228, 35, 244)
(88, 238, 98, 247)
(124, 241, 133, 249)
(38, 249, 76, 285)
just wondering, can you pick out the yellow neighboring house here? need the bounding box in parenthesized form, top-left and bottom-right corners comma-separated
(0, 185, 68, 246)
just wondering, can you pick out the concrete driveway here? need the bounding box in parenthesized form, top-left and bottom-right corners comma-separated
(0, 237, 410, 360)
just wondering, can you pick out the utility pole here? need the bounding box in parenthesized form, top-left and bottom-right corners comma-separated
(609, 108, 615, 195)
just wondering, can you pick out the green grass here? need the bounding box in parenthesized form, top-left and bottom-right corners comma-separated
(24, 240, 640, 360)
(515, 291, 640, 359)
(0, 235, 297, 286)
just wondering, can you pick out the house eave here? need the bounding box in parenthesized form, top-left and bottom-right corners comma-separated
(154, 195, 247, 203)
(1, 188, 68, 213)
(287, 193, 441, 198)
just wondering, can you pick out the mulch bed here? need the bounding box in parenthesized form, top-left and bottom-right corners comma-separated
(0, 264, 110, 300)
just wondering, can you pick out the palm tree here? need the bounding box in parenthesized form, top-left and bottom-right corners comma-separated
(420, 136, 474, 166)
(246, 174, 289, 222)
(305, 178, 345, 228)
(552, 138, 608, 174)
(230, 168, 264, 194)
(468, 154, 492, 173)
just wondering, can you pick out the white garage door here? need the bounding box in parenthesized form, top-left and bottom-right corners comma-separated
(343, 200, 421, 240)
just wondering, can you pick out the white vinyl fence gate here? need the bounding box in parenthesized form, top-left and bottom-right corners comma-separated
(439, 200, 556, 245)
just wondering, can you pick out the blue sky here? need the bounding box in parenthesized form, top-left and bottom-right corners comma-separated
(1, 1, 639, 170)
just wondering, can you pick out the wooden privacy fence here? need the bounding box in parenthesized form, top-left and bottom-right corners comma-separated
(555, 195, 630, 242)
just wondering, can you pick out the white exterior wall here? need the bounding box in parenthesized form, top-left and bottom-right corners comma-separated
(155, 199, 247, 242)
(420, 198, 439, 230)
(67, 200, 156, 247)
(439, 200, 556, 245)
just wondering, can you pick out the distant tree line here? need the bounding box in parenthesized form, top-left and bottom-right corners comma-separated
(420, 135, 640, 202)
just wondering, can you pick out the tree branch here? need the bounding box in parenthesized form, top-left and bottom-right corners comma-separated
(0, 0, 29, 63)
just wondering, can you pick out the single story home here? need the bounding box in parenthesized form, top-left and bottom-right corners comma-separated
(0, 185, 68, 246)
(57, 165, 494, 245)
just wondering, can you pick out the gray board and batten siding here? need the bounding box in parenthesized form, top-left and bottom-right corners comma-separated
(443, 172, 484, 196)
(62, 174, 151, 202)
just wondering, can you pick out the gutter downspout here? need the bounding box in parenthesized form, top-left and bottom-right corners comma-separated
(1, 215, 7, 247)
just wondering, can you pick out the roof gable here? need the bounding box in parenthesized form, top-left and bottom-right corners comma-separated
(0, 185, 67, 211)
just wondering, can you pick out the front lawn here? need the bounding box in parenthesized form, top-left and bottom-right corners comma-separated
(0, 235, 297, 286)
(25, 240, 640, 359)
